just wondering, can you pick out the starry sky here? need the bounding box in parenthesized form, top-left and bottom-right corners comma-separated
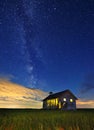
(0, 0, 94, 106)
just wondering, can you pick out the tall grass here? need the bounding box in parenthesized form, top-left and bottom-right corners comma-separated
(0, 109, 94, 130)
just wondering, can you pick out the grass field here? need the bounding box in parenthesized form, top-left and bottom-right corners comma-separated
(0, 109, 94, 130)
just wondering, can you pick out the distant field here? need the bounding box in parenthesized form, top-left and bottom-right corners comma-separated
(0, 109, 94, 130)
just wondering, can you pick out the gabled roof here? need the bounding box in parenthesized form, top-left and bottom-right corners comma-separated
(43, 89, 78, 101)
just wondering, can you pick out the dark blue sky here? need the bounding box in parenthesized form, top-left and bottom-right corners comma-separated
(0, 0, 94, 99)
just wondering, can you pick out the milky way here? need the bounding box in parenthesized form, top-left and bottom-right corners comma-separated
(15, 0, 47, 87)
(15, 0, 37, 86)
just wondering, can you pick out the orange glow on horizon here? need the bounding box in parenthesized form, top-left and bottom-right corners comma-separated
(77, 99, 94, 108)
(0, 78, 48, 108)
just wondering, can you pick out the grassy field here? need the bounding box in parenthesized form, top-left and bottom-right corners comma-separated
(0, 109, 94, 130)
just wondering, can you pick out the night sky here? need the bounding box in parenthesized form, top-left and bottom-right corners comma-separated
(0, 0, 94, 106)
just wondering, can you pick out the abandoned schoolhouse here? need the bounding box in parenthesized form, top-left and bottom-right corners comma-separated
(43, 89, 77, 110)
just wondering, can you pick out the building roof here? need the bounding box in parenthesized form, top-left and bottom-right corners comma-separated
(43, 89, 78, 101)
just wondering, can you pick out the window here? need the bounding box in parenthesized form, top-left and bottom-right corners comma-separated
(70, 99, 73, 102)
(55, 98, 58, 105)
(47, 99, 56, 106)
(63, 98, 66, 101)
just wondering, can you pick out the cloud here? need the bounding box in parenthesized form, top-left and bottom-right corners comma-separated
(1, 78, 94, 108)
(80, 73, 94, 93)
(0, 78, 48, 108)
(0, 74, 15, 81)
(81, 83, 94, 93)
(77, 99, 94, 108)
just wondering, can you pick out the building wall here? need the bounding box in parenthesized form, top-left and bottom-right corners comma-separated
(59, 92, 76, 110)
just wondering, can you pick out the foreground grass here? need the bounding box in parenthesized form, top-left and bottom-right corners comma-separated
(0, 109, 94, 130)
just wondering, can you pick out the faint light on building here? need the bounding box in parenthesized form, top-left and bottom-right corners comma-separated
(63, 98, 66, 101)
(70, 99, 73, 102)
